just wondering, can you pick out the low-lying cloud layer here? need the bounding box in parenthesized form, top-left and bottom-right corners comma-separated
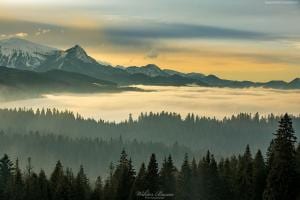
(1, 86, 299, 122)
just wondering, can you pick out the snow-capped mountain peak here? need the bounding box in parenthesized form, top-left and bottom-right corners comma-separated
(65, 45, 96, 64)
(0, 37, 56, 56)
(0, 38, 57, 69)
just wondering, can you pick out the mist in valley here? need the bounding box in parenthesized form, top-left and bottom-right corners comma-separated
(1, 85, 299, 121)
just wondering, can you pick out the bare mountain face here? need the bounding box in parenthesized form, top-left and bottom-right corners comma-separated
(0, 38, 299, 89)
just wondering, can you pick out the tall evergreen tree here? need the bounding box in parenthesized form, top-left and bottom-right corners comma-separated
(61, 168, 76, 200)
(176, 154, 192, 200)
(265, 140, 274, 171)
(190, 158, 199, 200)
(24, 158, 39, 200)
(145, 153, 160, 194)
(253, 150, 266, 200)
(263, 114, 297, 200)
(0, 154, 14, 200)
(208, 155, 222, 200)
(130, 163, 147, 200)
(90, 176, 103, 200)
(199, 151, 222, 200)
(38, 170, 51, 200)
(218, 158, 235, 200)
(114, 150, 136, 200)
(160, 155, 176, 199)
(75, 165, 90, 200)
(103, 163, 115, 200)
(50, 161, 65, 200)
(236, 145, 253, 200)
(11, 159, 24, 200)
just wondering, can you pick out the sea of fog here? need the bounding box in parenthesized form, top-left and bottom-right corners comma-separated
(1, 85, 300, 121)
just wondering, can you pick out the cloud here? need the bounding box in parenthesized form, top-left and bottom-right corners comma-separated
(289, 41, 300, 49)
(146, 49, 159, 59)
(104, 22, 268, 41)
(35, 28, 51, 36)
(14, 32, 28, 37)
(0, 32, 28, 38)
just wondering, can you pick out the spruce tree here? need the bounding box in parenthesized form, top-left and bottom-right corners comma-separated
(38, 170, 51, 200)
(199, 151, 222, 200)
(218, 158, 235, 200)
(114, 150, 136, 200)
(0, 154, 14, 200)
(190, 158, 199, 200)
(198, 152, 210, 200)
(11, 159, 24, 200)
(160, 155, 176, 198)
(130, 163, 147, 200)
(103, 163, 115, 200)
(265, 140, 274, 171)
(208, 155, 222, 200)
(253, 150, 266, 200)
(24, 172, 41, 200)
(236, 145, 254, 200)
(90, 176, 103, 200)
(145, 153, 160, 194)
(50, 161, 65, 200)
(263, 114, 297, 200)
(75, 165, 90, 200)
(176, 154, 192, 200)
(62, 168, 76, 200)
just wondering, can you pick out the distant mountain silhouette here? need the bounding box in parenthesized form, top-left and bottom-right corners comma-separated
(0, 66, 136, 101)
(0, 38, 299, 89)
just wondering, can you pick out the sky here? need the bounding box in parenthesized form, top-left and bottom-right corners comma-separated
(0, 0, 300, 81)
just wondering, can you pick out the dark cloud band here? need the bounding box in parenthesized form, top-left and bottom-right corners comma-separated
(104, 22, 267, 40)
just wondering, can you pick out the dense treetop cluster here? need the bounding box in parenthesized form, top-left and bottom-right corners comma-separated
(0, 114, 299, 200)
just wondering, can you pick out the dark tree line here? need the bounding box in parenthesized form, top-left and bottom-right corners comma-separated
(0, 108, 300, 154)
(0, 132, 191, 178)
(1, 114, 299, 200)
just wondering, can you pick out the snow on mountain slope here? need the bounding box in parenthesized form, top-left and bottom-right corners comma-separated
(0, 38, 100, 71)
(126, 64, 169, 77)
(0, 38, 57, 69)
(0, 37, 56, 55)
(65, 45, 97, 64)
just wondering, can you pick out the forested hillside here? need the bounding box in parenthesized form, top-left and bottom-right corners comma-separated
(0, 132, 191, 177)
(0, 108, 299, 154)
(0, 114, 299, 200)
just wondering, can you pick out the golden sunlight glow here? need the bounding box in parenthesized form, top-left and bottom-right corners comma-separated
(89, 39, 300, 82)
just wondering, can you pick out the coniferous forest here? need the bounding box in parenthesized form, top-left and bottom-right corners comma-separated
(1, 108, 300, 177)
(1, 108, 299, 153)
(0, 113, 300, 200)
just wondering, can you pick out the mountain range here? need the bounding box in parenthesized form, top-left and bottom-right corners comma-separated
(0, 37, 299, 89)
(0, 66, 141, 101)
